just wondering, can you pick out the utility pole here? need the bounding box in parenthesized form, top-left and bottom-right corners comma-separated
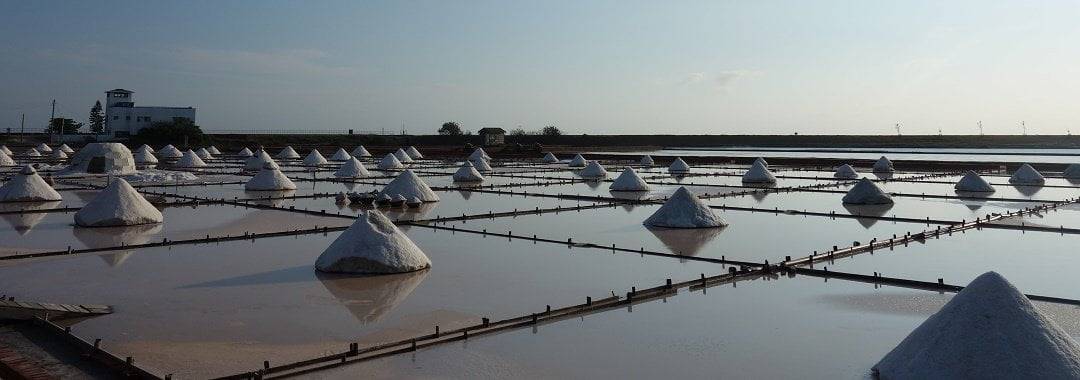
(978, 121, 983, 136)
(49, 99, 56, 139)
(895, 122, 902, 136)
(1021, 121, 1026, 136)
(20, 113, 25, 134)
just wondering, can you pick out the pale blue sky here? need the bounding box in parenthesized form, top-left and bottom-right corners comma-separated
(2, 1, 1078, 135)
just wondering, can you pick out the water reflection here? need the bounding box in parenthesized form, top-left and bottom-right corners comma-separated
(244, 190, 297, 207)
(873, 172, 895, 180)
(646, 226, 725, 256)
(1011, 184, 1042, 197)
(72, 223, 163, 267)
(842, 203, 894, 228)
(609, 191, 650, 201)
(584, 180, 602, 190)
(383, 202, 437, 224)
(457, 189, 474, 200)
(0, 201, 63, 235)
(316, 269, 429, 325)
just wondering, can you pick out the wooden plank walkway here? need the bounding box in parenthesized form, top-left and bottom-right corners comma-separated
(0, 299, 112, 321)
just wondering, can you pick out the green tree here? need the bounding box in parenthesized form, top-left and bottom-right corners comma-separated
(89, 101, 105, 134)
(48, 118, 83, 134)
(509, 128, 527, 136)
(438, 121, 462, 136)
(132, 118, 206, 147)
(541, 125, 562, 136)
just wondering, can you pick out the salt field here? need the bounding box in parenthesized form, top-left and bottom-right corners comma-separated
(2, 143, 1080, 379)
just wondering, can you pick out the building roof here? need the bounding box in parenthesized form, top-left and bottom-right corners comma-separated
(107, 89, 134, 94)
(478, 127, 505, 134)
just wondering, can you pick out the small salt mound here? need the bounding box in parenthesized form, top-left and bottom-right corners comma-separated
(237, 147, 254, 157)
(133, 146, 158, 165)
(742, 161, 776, 183)
(468, 148, 491, 162)
(1010, 163, 1045, 185)
(873, 156, 894, 173)
(157, 145, 183, 159)
(394, 148, 414, 163)
(335, 158, 370, 178)
(303, 149, 328, 166)
(176, 150, 208, 168)
(245, 161, 297, 191)
(0, 151, 14, 166)
(24, 148, 41, 157)
(277, 146, 300, 159)
(50, 149, 68, 160)
(568, 154, 587, 167)
(314, 210, 431, 274)
(453, 161, 484, 182)
(610, 167, 650, 191)
(74, 178, 163, 227)
(0, 145, 12, 155)
(330, 148, 351, 161)
(244, 150, 274, 171)
(352, 146, 372, 157)
(67, 143, 137, 174)
(542, 152, 559, 163)
(36, 143, 52, 153)
(470, 158, 493, 172)
(874, 272, 1080, 379)
(842, 178, 892, 204)
(669, 157, 690, 173)
(195, 148, 214, 159)
(753, 157, 768, 167)
(0, 166, 63, 202)
(579, 161, 608, 178)
(834, 164, 859, 179)
(641, 155, 655, 166)
(1064, 164, 1080, 179)
(379, 170, 439, 202)
(208, 146, 222, 155)
(58, 144, 75, 154)
(643, 187, 725, 228)
(405, 146, 423, 159)
(378, 153, 404, 170)
(138, 144, 154, 153)
(955, 171, 995, 192)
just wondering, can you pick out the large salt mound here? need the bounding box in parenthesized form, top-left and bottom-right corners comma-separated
(138, 144, 154, 153)
(315, 210, 431, 274)
(610, 167, 650, 191)
(0, 151, 14, 166)
(74, 178, 163, 227)
(742, 161, 776, 183)
(0, 145, 13, 155)
(237, 147, 254, 157)
(873, 156, 894, 173)
(579, 161, 608, 178)
(24, 148, 41, 157)
(303, 149, 328, 166)
(453, 161, 484, 182)
(643, 187, 725, 228)
(542, 152, 559, 163)
(67, 143, 137, 174)
(842, 178, 893, 204)
(377, 153, 404, 170)
(244, 150, 274, 171)
(955, 171, 995, 193)
(36, 143, 52, 153)
(176, 150, 208, 168)
(393, 148, 414, 163)
(1064, 164, 1080, 179)
(157, 145, 183, 159)
(58, 144, 75, 154)
(195, 147, 214, 159)
(208, 146, 222, 155)
(379, 170, 439, 202)
(874, 272, 1080, 379)
(0, 166, 63, 202)
(329, 148, 351, 161)
(133, 146, 158, 165)
(669, 157, 690, 173)
(334, 158, 370, 178)
(568, 154, 587, 167)
(834, 164, 859, 179)
(1010, 164, 1045, 185)
(471, 157, 493, 172)
(468, 148, 490, 162)
(405, 146, 423, 159)
(245, 162, 297, 191)
(277, 146, 300, 159)
(352, 146, 371, 157)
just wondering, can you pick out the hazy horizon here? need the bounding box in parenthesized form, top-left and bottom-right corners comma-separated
(3, 1, 1079, 136)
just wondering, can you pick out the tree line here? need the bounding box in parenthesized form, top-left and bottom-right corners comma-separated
(438, 121, 561, 136)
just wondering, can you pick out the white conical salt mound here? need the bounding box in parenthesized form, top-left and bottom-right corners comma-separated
(36, 143, 52, 153)
(74, 178, 163, 227)
(208, 146, 222, 155)
(138, 144, 154, 153)
(579, 161, 608, 178)
(471, 158, 493, 172)
(669, 157, 690, 173)
(314, 210, 431, 274)
(405, 146, 423, 159)
(1010, 164, 1045, 185)
(610, 167, 650, 191)
(133, 146, 158, 165)
(177, 150, 208, 168)
(304, 149, 328, 166)
(568, 154, 587, 167)
(453, 161, 484, 182)
(640, 155, 655, 166)
(378, 153, 404, 170)
(874, 272, 1080, 379)
(468, 148, 490, 162)
(245, 162, 297, 191)
(244, 150, 274, 171)
(643, 187, 725, 228)
(67, 143, 137, 174)
(277, 146, 300, 159)
(24, 148, 41, 157)
(237, 147, 254, 157)
(379, 170, 439, 202)
(334, 158, 370, 178)
(842, 178, 892, 204)
(0, 166, 63, 202)
(1064, 164, 1080, 179)
(195, 147, 214, 160)
(393, 148, 414, 163)
(330, 148, 351, 161)
(0, 151, 14, 166)
(541, 152, 559, 163)
(49, 149, 68, 160)
(834, 164, 859, 179)
(753, 157, 768, 167)
(58, 144, 75, 154)
(157, 145, 183, 159)
(0, 145, 12, 155)
(742, 161, 776, 183)
(352, 146, 371, 157)
(873, 156, 894, 173)
(955, 171, 995, 193)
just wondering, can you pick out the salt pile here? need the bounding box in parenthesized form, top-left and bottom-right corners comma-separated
(330, 148, 351, 161)
(379, 170, 439, 202)
(378, 153, 404, 170)
(133, 145, 158, 165)
(335, 158, 370, 178)
(753, 157, 768, 167)
(955, 171, 995, 193)
(244, 150, 274, 171)
(0, 145, 13, 155)
(58, 144, 75, 154)
(542, 152, 559, 163)
(352, 146, 372, 157)
(468, 148, 491, 162)
(641, 155, 655, 166)
(277, 146, 300, 159)
(208, 146, 222, 155)
(0, 151, 14, 166)
(393, 148, 414, 163)
(176, 150, 208, 168)
(873, 272, 1080, 379)
(36, 143, 52, 153)
(237, 147, 254, 157)
(195, 147, 214, 159)
(609, 167, 650, 191)
(157, 145, 183, 159)
(842, 178, 892, 204)
(0, 166, 63, 202)
(471, 157, 493, 172)
(24, 148, 41, 157)
(303, 149, 328, 166)
(138, 144, 155, 153)
(643, 187, 725, 228)
(1064, 164, 1080, 179)
(74, 178, 163, 227)
(245, 161, 297, 191)
(568, 154, 588, 167)
(67, 143, 137, 174)
(579, 161, 608, 178)
(314, 210, 431, 274)
(873, 156, 894, 173)
(405, 146, 423, 159)
(49, 149, 68, 160)
(453, 161, 484, 182)
(1010, 164, 1045, 185)
(742, 160, 776, 183)
(669, 157, 690, 173)
(834, 164, 859, 179)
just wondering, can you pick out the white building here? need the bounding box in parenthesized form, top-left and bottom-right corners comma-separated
(104, 89, 196, 138)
